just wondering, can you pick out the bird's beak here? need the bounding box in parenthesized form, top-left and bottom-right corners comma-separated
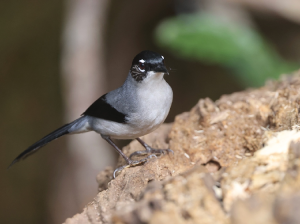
(153, 64, 169, 75)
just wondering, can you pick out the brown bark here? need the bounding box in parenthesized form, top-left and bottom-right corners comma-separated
(64, 71, 300, 223)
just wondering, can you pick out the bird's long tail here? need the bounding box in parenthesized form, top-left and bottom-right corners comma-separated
(8, 116, 87, 168)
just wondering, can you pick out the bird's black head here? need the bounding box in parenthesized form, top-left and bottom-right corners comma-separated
(130, 50, 168, 82)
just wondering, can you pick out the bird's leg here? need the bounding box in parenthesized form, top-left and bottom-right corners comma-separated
(101, 135, 131, 164)
(101, 135, 156, 178)
(129, 137, 173, 159)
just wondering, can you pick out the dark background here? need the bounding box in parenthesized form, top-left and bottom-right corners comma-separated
(1, 0, 300, 223)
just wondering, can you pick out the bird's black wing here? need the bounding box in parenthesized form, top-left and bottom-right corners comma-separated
(82, 94, 127, 123)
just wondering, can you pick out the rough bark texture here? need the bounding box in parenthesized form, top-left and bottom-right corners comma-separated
(64, 71, 300, 224)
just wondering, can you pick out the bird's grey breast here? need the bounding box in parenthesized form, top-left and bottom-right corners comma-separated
(131, 79, 173, 128)
(105, 73, 172, 129)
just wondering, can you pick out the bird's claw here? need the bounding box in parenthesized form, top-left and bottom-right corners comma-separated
(113, 154, 157, 178)
(129, 150, 148, 159)
(129, 147, 173, 159)
(114, 147, 173, 178)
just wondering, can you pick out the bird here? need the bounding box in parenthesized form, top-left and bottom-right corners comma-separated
(9, 50, 173, 177)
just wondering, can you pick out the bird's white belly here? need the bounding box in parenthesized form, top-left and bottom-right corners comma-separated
(90, 110, 167, 139)
(89, 78, 172, 139)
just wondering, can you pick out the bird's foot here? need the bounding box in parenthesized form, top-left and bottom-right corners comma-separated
(113, 154, 157, 178)
(129, 146, 173, 159)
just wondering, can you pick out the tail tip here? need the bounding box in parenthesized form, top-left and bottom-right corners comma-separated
(7, 159, 18, 170)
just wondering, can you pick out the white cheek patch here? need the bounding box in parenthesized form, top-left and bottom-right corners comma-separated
(161, 56, 164, 59)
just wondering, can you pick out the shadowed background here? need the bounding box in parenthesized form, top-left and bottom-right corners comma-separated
(1, 0, 300, 223)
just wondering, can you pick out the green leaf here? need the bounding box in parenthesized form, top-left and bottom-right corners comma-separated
(155, 13, 299, 87)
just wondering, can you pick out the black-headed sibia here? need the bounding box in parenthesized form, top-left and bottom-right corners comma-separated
(9, 50, 173, 177)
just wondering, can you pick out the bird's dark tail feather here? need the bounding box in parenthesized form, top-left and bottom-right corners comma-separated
(8, 118, 81, 169)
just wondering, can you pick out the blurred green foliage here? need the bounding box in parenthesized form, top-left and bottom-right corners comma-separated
(155, 13, 299, 87)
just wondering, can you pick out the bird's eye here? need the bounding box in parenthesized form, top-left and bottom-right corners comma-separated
(139, 62, 145, 71)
